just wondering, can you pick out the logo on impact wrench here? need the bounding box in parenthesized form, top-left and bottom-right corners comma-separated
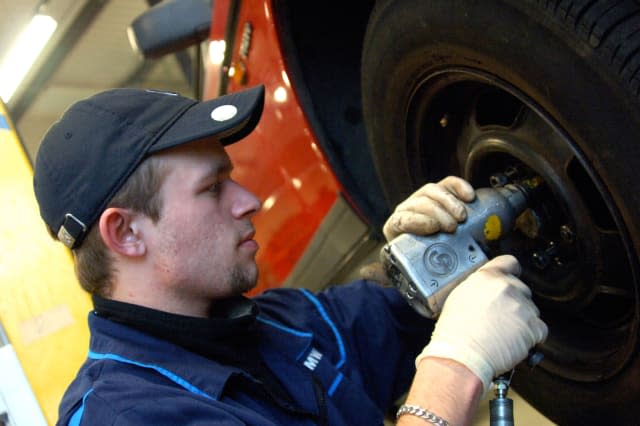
(423, 243, 458, 277)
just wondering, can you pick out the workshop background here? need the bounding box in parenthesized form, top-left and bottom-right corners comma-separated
(1, 0, 194, 163)
(0, 0, 554, 424)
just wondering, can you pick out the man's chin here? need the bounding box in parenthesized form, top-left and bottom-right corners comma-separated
(231, 267, 259, 295)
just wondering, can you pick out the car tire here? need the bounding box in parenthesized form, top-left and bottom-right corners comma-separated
(362, 0, 640, 424)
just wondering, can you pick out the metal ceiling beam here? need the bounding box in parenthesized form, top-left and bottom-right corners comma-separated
(10, 0, 109, 122)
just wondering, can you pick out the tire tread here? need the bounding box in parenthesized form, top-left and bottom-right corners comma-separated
(577, 0, 624, 46)
(540, 0, 640, 96)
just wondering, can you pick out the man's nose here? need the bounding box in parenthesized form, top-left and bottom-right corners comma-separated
(230, 180, 261, 218)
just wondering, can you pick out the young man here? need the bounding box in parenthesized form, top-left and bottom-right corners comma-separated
(33, 85, 546, 425)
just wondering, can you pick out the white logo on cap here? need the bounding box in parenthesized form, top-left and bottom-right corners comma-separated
(145, 89, 179, 96)
(211, 104, 238, 122)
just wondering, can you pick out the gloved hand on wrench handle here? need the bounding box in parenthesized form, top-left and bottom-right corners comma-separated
(377, 176, 548, 425)
(382, 176, 476, 240)
(360, 176, 475, 284)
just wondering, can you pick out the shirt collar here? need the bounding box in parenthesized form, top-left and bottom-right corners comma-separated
(92, 294, 260, 365)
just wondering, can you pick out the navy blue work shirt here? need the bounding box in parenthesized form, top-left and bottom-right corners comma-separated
(57, 280, 433, 425)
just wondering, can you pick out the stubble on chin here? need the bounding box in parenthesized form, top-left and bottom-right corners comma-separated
(229, 266, 258, 295)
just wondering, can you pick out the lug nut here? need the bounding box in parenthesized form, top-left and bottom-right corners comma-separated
(532, 242, 558, 270)
(532, 251, 550, 269)
(516, 209, 542, 239)
(560, 225, 574, 243)
(490, 173, 509, 188)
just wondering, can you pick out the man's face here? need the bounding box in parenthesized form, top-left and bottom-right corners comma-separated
(144, 139, 261, 310)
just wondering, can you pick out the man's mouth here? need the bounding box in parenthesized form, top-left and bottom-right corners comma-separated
(239, 229, 258, 251)
(240, 229, 256, 243)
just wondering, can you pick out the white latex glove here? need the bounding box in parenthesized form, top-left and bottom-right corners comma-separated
(383, 176, 475, 241)
(361, 176, 475, 285)
(415, 255, 548, 394)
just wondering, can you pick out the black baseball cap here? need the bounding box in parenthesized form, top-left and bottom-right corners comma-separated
(33, 85, 265, 249)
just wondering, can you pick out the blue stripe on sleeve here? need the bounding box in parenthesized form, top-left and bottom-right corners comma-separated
(68, 389, 93, 426)
(88, 351, 214, 400)
(299, 289, 346, 369)
(327, 372, 344, 397)
(256, 316, 313, 338)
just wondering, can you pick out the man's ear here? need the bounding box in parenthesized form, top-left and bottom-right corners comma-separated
(98, 207, 147, 257)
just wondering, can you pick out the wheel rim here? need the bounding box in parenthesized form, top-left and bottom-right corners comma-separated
(406, 67, 638, 382)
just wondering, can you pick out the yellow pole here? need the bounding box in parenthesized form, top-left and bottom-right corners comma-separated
(0, 101, 91, 425)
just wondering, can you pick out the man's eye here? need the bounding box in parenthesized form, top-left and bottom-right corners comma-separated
(209, 182, 222, 195)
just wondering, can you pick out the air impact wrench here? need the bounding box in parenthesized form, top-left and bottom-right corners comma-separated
(381, 183, 538, 426)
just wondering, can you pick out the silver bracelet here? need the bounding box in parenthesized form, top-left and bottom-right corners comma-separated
(396, 404, 450, 426)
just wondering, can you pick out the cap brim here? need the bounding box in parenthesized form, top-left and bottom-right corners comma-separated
(150, 84, 265, 153)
